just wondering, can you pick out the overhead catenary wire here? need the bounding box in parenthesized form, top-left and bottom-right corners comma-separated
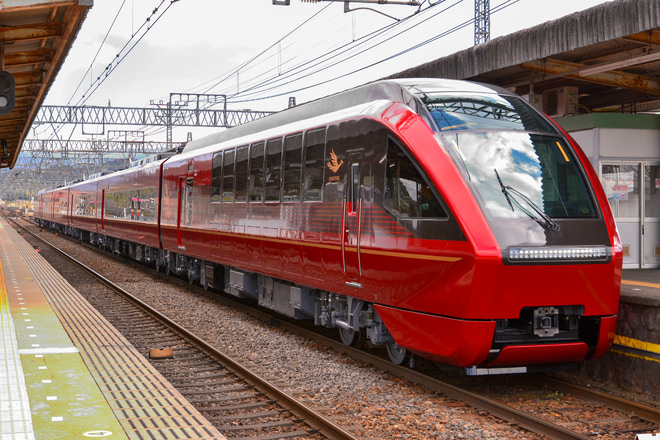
(73, 0, 182, 108)
(199, 3, 335, 96)
(222, 0, 466, 103)
(218, 0, 518, 105)
(178, 0, 450, 111)
(40, 0, 182, 143)
(43, 0, 514, 143)
(33, 1, 130, 141)
(65, 0, 129, 107)
(189, 0, 465, 105)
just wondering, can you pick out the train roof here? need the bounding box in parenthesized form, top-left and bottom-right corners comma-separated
(182, 78, 507, 154)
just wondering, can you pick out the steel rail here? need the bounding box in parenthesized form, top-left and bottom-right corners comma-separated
(13, 219, 359, 440)
(537, 374, 660, 425)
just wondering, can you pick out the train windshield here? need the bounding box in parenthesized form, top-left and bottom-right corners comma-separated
(423, 94, 598, 220)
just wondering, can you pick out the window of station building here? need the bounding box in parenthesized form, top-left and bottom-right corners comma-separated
(235, 145, 249, 202)
(283, 133, 303, 202)
(222, 149, 235, 202)
(211, 151, 223, 203)
(384, 139, 447, 219)
(303, 128, 325, 201)
(249, 142, 265, 202)
(265, 138, 282, 202)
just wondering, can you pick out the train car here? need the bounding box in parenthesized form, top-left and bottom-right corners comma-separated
(90, 154, 172, 262)
(35, 185, 70, 233)
(68, 178, 100, 241)
(34, 79, 622, 373)
(34, 190, 45, 223)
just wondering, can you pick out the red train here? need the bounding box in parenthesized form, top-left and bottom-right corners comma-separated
(35, 79, 622, 374)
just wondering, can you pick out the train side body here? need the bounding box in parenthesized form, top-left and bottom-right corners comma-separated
(33, 79, 622, 370)
(35, 186, 70, 231)
(69, 179, 100, 236)
(95, 160, 164, 250)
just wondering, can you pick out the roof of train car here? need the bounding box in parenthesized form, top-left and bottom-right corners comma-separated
(37, 153, 168, 196)
(181, 78, 507, 155)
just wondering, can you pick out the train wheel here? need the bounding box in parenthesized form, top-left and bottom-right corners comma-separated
(386, 341, 411, 366)
(338, 327, 361, 347)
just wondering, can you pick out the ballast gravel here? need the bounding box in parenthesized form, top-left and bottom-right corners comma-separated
(35, 230, 542, 440)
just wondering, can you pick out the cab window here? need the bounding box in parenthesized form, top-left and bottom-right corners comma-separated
(385, 139, 447, 219)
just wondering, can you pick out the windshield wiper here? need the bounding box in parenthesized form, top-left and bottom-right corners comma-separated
(494, 169, 560, 232)
(494, 169, 514, 211)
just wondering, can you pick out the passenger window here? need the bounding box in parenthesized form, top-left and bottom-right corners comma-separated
(211, 151, 222, 203)
(235, 145, 249, 202)
(385, 140, 447, 218)
(249, 142, 265, 202)
(222, 149, 235, 202)
(265, 138, 282, 201)
(303, 128, 325, 201)
(283, 133, 302, 202)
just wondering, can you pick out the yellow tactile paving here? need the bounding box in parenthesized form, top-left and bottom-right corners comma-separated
(622, 279, 660, 290)
(0, 221, 128, 440)
(0, 220, 225, 440)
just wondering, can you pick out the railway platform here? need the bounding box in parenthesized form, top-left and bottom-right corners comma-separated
(582, 268, 660, 395)
(0, 219, 226, 440)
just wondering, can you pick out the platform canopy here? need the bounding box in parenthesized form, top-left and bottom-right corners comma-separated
(392, 0, 660, 116)
(0, 0, 92, 169)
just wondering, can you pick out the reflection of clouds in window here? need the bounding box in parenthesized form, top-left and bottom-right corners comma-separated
(455, 132, 544, 218)
(486, 199, 517, 218)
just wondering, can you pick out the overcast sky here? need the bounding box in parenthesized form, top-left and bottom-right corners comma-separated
(38, 0, 613, 142)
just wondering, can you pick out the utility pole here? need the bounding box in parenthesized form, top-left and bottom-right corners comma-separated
(474, 0, 490, 45)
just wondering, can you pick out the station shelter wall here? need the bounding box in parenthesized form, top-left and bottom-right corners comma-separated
(558, 113, 660, 269)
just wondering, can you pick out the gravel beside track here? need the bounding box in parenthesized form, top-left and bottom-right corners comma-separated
(19, 223, 539, 440)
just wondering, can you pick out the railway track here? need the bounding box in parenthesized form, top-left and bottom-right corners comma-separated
(12, 215, 660, 440)
(11, 217, 357, 440)
(243, 308, 660, 439)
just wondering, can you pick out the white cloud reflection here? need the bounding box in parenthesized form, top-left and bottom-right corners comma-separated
(453, 131, 544, 219)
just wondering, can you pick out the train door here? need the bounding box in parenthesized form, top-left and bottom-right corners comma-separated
(69, 192, 73, 228)
(101, 189, 105, 232)
(342, 151, 363, 288)
(176, 168, 194, 250)
(601, 162, 660, 268)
